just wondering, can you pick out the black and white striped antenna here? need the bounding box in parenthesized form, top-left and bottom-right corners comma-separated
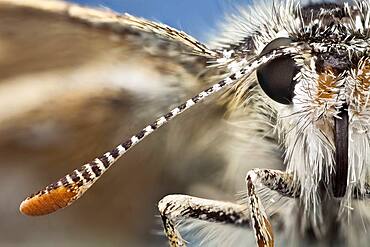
(19, 47, 296, 216)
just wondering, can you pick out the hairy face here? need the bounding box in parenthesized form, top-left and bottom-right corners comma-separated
(228, 1, 370, 218)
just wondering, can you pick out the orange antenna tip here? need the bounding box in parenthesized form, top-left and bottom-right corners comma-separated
(20, 186, 78, 216)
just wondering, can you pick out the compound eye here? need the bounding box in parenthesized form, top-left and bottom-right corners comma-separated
(256, 38, 299, 104)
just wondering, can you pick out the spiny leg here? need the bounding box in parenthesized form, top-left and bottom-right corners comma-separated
(158, 194, 250, 247)
(246, 169, 300, 247)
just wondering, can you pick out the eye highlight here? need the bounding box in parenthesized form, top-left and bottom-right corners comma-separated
(256, 38, 299, 104)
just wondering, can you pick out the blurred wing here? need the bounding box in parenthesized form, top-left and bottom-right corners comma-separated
(0, 0, 226, 229)
(0, 0, 216, 126)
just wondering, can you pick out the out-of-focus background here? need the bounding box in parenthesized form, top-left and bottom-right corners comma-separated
(0, 1, 250, 246)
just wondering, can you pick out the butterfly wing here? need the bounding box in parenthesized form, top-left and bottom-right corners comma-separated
(0, 0, 230, 245)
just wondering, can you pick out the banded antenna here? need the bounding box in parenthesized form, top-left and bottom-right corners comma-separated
(19, 47, 297, 216)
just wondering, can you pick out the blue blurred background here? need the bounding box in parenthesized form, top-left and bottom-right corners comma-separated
(71, 0, 248, 42)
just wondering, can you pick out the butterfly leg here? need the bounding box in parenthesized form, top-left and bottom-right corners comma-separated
(158, 194, 250, 247)
(246, 169, 300, 247)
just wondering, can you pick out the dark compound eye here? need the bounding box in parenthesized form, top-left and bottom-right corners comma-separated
(256, 38, 299, 104)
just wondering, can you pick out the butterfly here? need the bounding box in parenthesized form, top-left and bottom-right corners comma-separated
(1, 0, 370, 246)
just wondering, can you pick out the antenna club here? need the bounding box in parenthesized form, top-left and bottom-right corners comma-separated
(20, 186, 77, 216)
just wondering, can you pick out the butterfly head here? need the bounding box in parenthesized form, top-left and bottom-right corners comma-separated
(226, 1, 370, 218)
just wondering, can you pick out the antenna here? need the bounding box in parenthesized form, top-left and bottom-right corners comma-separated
(19, 47, 295, 216)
